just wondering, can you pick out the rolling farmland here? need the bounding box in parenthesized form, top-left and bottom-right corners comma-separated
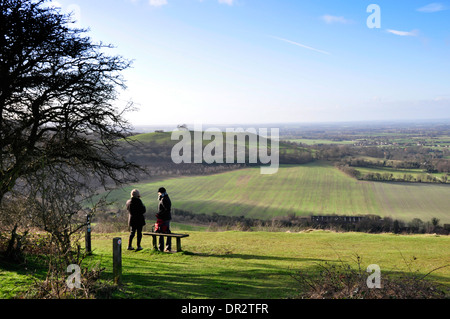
(106, 162, 450, 224)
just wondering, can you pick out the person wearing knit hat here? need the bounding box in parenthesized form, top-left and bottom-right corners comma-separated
(126, 189, 146, 250)
(155, 187, 172, 252)
(131, 189, 140, 198)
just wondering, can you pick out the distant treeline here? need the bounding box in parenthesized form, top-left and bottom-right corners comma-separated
(92, 207, 449, 234)
(336, 158, 449, 183)
(169, 209, 449, 235)
(340, 157, 450, 173)
(134, 163, 248, 179)
(310, 143, 450, 172)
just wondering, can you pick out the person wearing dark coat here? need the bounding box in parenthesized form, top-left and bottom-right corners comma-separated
(127, 189, 146, 250)
(155, 187, 172, 252)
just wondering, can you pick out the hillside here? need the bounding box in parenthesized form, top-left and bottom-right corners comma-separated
(119, 131, 314, 166)
(104, 161, 450, 224)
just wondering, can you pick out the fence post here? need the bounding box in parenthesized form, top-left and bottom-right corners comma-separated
(85, 214, 92, 254)
(113, 237, 122, 285)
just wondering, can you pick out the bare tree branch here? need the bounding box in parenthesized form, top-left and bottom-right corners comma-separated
(0, 0, 144, 201)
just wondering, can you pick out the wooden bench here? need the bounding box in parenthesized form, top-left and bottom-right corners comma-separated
(143, 232, 189, 252)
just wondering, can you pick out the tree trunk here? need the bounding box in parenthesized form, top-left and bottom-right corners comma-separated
(5, 224, 19, 260)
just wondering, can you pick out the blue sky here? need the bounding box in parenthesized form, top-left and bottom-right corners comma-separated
(52, 0, 450, 126)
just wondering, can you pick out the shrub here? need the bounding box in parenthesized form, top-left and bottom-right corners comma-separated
(291, 254, 448, 299)
(21, 245, 116, 299)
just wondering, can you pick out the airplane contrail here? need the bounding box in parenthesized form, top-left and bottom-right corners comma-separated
(271, 36, 331, 55)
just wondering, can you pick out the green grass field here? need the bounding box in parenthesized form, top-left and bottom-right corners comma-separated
(104, 162, 450, 223)
(3, 230, 448, 299)
(3, 229, 450, 299)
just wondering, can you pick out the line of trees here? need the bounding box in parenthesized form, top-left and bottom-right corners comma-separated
(336, 159, 449, 183)
(96, 208, 449, 235)
(340, 157, 450, 174)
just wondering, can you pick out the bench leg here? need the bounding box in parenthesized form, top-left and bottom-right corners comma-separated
(176, 237, 182, 252)
(159, 236, 165, 251)
(152, 235, 157, 250)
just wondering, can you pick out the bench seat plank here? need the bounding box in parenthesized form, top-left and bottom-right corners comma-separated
(143, 232, 189, 238)
(143, 232, 189, 252)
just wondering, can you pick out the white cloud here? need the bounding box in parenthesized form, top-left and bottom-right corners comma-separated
(417, 3, 447, 13)
(149, 0, 168, 7)
(271, 36, 331, 55)
(42, 1, 63, 9)
(386, 29, 419, 37)
(218, 0, 234, 5)
(321, 15, 352, 24)
(49, 1, 63, 8)
(434, 96, 450, 102)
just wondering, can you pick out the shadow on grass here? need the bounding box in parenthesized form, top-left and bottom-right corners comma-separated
(116, 268, 301, 299)
(94, 249, 333, 299)
(0, 253, 49, 280)
(192, 251, 328, 263)
(90, 248, 450, 299)
(0, 253, 51, 298)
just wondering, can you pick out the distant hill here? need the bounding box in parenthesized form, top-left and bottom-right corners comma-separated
(118, 130, 314, 167)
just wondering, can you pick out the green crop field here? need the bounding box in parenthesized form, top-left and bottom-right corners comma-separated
(1, 230, 449, 299)
(102, 162, 450, 224)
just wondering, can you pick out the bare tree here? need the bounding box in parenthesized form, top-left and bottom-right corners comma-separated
(0, 0, 141, 203)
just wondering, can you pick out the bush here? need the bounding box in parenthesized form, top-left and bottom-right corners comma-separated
(291, 254, 448, 299)
(21, 245, 117, 299)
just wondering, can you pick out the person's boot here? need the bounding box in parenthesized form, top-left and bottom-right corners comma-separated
(136, 234, 143, 251)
